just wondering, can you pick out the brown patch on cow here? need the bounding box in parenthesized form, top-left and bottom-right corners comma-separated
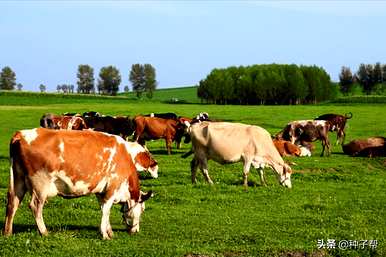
(273, 139, 301, 157)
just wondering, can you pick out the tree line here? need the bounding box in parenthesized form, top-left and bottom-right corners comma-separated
(0, 64, 158, 98)
(197, 64, 334, 105)
(339, 62, 386, 95)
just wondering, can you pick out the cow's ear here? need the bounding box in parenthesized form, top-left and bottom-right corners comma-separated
(140, 190, 154, 203)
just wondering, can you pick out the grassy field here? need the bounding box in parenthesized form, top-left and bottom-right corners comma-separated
(0, 91, 385, 257)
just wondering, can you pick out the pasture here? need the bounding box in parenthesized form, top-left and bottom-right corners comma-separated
(0, 92, 385, 257)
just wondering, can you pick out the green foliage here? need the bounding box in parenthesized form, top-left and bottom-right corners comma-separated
(0, 96, 385, 256)
(198, 64, 334, 105)
(39, 84, 46, 93)
(0, 66, 17, 90)
(129, 64, 145, 98)
(339, 66, 354, 95)
(129, 64, 158, 99)
(77, 65, 95, 94)
(98, 66, 121, 96)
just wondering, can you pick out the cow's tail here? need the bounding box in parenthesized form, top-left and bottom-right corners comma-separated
(345, 112, 353, 119)
(8, 132, 22, 195)
(181, 149, 194, 158)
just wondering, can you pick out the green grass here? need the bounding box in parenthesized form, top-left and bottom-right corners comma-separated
(0, 94, 385, 257)
(120, 86, 200, 103)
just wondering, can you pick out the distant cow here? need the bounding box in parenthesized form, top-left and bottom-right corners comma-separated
(145, 112, 178, 120)
(277, 120, 331, 156)
(315, 112, 352, 145)
(342, 137, 386, 157)
(84, 116, 135, 139)
(40, 113, 62, 129)
(40, 113, 87, 130)
(4, 128, 158, 239)
(273, 139, 302, 157)
(184, 122, 292, 188)
(133, 116, 185, 154)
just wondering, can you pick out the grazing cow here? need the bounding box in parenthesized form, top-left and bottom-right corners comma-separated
(84, 116, 135, 139)
(133, 116, 185, 154)
(342, 137, 386, 157)
(315, 112, 352, 145)
(277, 120, 331, 156)
(184, 122, 292, 188)
(40, 113, 62, 129)
(4, 128, 158, 239)
(145, 112, 178, 120)
(272, 139, 301, 157)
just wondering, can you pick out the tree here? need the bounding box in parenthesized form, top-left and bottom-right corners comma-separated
(0, 66, 16, 90)
(39, 84, 46, 93)
(98, 66, 121, 95)
(143, 64, 157, 99)
(373, 62, 383, 85)
(77, 64, 95, 94)
(123, 85, 130, 93)
(129, 64, 145, 98)
(17, 83, 23, 91)
(339, 66, 354, 95)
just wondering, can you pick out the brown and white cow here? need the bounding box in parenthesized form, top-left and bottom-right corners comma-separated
(342, 137, 385, 157)
(40, 113, 88, 130)
(315, 112, 352, 145)
(4, 128, 158, 239)
(277, 120, 331, 156)
(133, 116, 186, 155)
(184, 122, 292, 188)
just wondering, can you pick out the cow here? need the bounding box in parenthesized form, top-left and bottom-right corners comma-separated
(342, 137, 386, 157)
(84, 116, 135, 139)
(40, 113, 62, 129)
(272, 139, 302, 157)
(276, 120, 331, 156)
(3, 128, 158, 239)
(315, 112, 352, 145)
(183, 122, 292, 188)
(40, 113, 88, 130)
(145, 112, 178, 120)
(133, 116, 186, 155)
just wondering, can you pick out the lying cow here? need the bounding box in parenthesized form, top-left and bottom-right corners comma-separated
(133, 116, 186, 154)
(4, 128, 158, 239)
(315, 112, 352, 145)
(273, 139, 302, 157)
(183, 122, 292, 188)
(342, 137, 385, 157)
(277, 120, 331, 156)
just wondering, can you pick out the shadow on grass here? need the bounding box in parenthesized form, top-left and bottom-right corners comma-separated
(0, 222, 129, 237)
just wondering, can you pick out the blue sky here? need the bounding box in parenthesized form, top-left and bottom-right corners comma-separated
(1, 1, 385, 92)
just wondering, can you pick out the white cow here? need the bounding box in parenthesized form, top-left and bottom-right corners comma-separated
(184, 122, 292, 188)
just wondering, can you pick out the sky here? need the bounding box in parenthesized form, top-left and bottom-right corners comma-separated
(1, 1, 386, 92)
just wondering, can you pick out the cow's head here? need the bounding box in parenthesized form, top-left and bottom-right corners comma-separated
(132, 145, 159, 178)
(121, 191, 153, 233)
(279, 164, 292, 188)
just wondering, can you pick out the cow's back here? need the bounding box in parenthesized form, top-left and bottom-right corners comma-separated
(191, 122, 281, 163)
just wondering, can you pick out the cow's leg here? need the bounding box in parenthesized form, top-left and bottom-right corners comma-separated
(166, 138, 172, 155)
(242, 160, 252, 188)
(4, 168, 27, 236)
(190, 157, 199, 184)
(99, 197, 114, 240)
(258, 168, 267, 186)
(29, 191, 48, 236)
(199, 158, 213, 184)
